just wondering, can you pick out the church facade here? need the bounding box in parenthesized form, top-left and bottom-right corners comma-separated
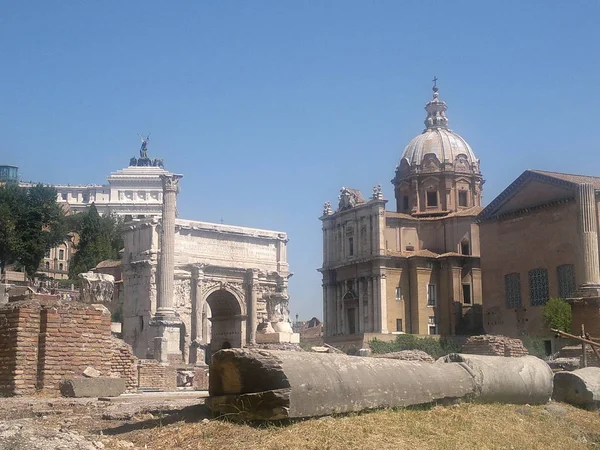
(320, 85, 484, 341)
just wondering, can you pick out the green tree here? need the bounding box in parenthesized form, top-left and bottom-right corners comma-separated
(542, 298, 572, 333)
(68, 204, 123, 278)
(0, 183, 66, 276)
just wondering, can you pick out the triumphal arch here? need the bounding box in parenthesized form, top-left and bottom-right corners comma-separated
(121, 186, 292, 363)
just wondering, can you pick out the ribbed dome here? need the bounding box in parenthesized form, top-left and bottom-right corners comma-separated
(399, 84, 478, 168)
(401, 128, 477, 166)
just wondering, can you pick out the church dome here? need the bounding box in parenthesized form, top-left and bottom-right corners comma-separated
(399, 85, 478, 168)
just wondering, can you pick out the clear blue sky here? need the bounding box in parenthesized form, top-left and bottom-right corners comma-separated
(2, 1, 600, 320)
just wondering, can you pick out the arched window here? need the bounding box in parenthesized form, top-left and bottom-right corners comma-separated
(59, 263, 64, 272)
(45, 261, 50, 271)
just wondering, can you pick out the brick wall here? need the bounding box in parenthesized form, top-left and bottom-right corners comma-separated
(462, 334, 529, 357)
(0, 306, 40, 396)
(109, 337, 137, 392)
(480, 201, 579, 337)
(37, 304, 113, 393)
(137, 359, 167, 391)
(0, 300, 139, 396)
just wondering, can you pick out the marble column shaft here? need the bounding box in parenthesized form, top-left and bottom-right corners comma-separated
(157, 174, 183, 317)
(577, 183, 600, 287)
(248, 269, 258, 344)
(191, 265, 205, 347)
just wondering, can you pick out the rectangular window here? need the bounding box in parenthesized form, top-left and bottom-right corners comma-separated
(348, 237, 354, 256)
(426, 191, 438, 207)
(395, 287, 402, 301)
(505, 273, 522, 308)
(427, 284, 437, 306)
(396, 319, 403, 332)
(529, 268, 549, 306)
(403, 196, 409, 211)
(428, 316, 437, 335)
(58, 249, 65, 260)
(463, 284, 472, 305)
(458, 191, 468, 207)
(461, 241, 470, 255)
(61, 193, 67, 201)
(557, 264, 576, 299)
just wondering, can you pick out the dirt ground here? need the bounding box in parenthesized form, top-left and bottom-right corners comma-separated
(0, 393, 599, 450)
(0, 392, 208, 450)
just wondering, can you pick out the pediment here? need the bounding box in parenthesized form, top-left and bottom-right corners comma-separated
(479, 171, 578, 221)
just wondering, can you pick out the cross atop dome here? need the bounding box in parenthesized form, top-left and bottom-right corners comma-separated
(424, 77, 449, 130)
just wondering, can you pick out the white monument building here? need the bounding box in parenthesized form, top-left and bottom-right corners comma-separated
(35, 136, 171, 279)
(52, 135, 169, 219)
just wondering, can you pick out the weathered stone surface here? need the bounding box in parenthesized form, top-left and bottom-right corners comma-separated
(553, 367, 600, 410)
(207, 350, 555, 420)
(373, 350, 434, 363)
(78, 272, 115, 304)
(83, 367, 101, 378)
(440, 353, 553, 405)
(547, 357, 581, 372)
(207, 349, 476, 420)
(59, 378, 125, 398)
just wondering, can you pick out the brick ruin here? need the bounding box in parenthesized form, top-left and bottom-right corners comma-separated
(461, 335, 529, 357)
(0, 299, 209, 396)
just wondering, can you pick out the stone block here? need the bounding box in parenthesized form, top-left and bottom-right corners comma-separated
(553, 367, 600, 410)
(59, 377, 126, 398)
(255, 332, 300, 344)
(83, 366, 101, 378)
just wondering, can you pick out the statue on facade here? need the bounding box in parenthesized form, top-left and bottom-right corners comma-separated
(338, 187, 365, 211)
(372, 184, 383, 200)
(138, 133, 151, 159)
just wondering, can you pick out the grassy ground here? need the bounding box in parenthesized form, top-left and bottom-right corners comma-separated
(115, 402, 600, 450)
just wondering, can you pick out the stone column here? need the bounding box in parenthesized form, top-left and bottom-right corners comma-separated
(322, 281, 328, 336)
(373, 276, 380, 332)
(577, 183, 600, 292)
(357, 278, 364, 334)
(152, 173, 183, 363)
(367, 276, 374, 332)
(191, 264, 206, 365)
(379, 271, 388, 333)
(247, 269, 259, 344)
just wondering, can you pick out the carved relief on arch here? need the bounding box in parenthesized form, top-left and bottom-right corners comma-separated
(201, 279, 246, 307)
(422, 154, 441, 173)
(454, 154, 471, 173)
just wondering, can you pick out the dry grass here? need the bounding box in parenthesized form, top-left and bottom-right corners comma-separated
(107, 402, 600, 450)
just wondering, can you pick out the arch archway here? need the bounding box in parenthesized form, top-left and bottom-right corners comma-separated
(206, 289, 245, 350)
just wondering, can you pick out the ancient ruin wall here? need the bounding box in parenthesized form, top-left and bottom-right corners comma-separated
(0, 306, 40, 396)
(461, 335, 528, 357)
(37, 304, 113, 393)
(109, 337, 138, 392)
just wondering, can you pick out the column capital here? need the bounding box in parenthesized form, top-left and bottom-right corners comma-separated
(160, 173, 183, 193)
(191, 263, 207, 279)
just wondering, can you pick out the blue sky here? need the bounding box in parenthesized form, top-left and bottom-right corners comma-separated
(2, 1, 600, 319)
